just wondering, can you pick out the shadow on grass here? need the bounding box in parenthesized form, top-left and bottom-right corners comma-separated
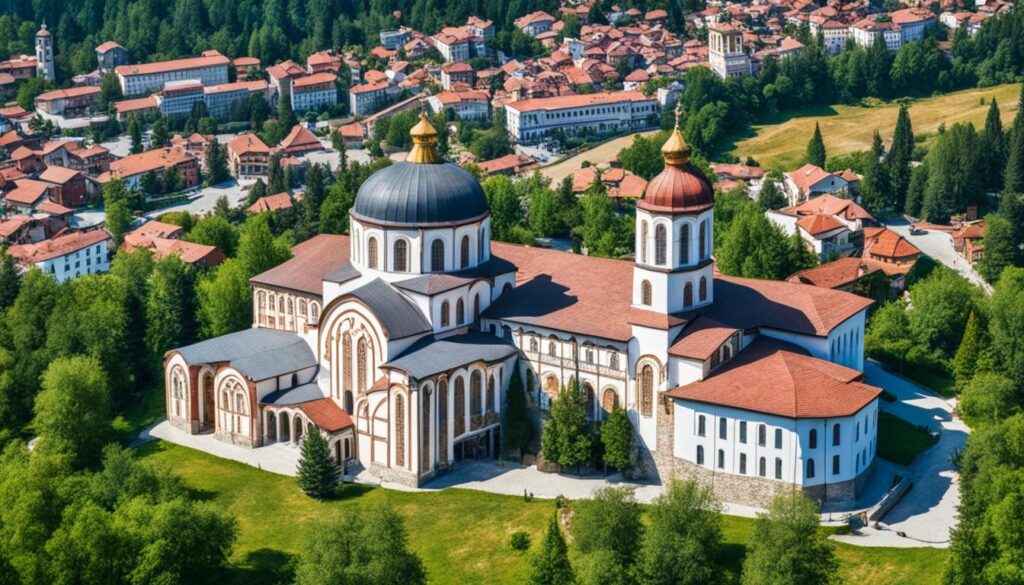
(718, 541, 748, 583)
(227, 548, 295, 585)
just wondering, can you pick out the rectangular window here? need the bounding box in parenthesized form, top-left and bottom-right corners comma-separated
(832, 454, 840, 475)
(774, 428, 783, 449)
(739, 421, 747, 444)
(739, 453, 747, 474)
(719, 417, 727, 440)
(775, 458, 783, 480)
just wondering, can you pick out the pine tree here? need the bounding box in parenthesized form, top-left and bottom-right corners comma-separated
(980, 98, 1006, 192)
(502, 364, 533, 459)
(952, 310, 994, 391)
(542, 383, 592, 473)
(338, 139, 348, 172)
(1004, 118, 1024, 194)
(247, 179, 268, 206)
(886, 104, 914, 212)
(806, 122, 826, 168)
(0, 247, 20, 310)
(151, 115, 170, 147)
(203, 139, 230, 186)
(298, 163, 327, 240)
(861, 130, 890, 213)
(977, 214, 1017, 284)
(278, 95, 297, 130)
(296, 429, 338, 499)
(530, 516, 575, 585)
(905, 161, 929, 217)
(757, 175, 786, 211)
(128, 116, 143, 154)
(268, 154, 286, 194)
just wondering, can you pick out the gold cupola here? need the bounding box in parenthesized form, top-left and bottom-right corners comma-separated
(406, 113, 445, 164)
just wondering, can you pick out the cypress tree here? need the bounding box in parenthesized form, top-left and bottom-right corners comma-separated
(502, 364, 533, 459)
(806, 122, 826, 168)
(530, 516, 575, 585)
(128, 116, 143, 154)
(980, 98, 1006, 192)
(0, 246, 20, 310)
(601, 406, 633, 473)
(886, 104, 914, 212)
(1004, 119, 1024, 194)
(861, 130, 890, 213)
(952, 310, 994, 391)
(296, 429, 338, 499)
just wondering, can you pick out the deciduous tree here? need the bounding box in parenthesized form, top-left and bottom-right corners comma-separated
(600, 407, 632, 472)
(637, 479, 722, 585)
(33, 355, 112, 468)
(530, 515, 575, 585)
(741, 493, 839, 585)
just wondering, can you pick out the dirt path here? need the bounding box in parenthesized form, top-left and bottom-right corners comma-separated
(539, 130, 660, 184)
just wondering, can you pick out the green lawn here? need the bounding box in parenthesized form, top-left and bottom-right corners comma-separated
(139, 441, 948, 585)
(728, 83, 1021, 170)
(877, 411, 936, 466)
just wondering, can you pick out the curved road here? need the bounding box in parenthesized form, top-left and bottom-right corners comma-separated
(539, 130, 660, 185)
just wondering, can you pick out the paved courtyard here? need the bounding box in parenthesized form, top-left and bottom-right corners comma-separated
(885, 218, 990, 292)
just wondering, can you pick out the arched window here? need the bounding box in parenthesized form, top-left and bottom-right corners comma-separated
(641, 280, 652, 306)
(456, 298, 465, 325)
(639, 364, 654, 417)
(602, 388, 618, 413)
(832, 454, 840, 475)
(775, 457, 783, 479)
(679, 223, 690, 265)
(460, 235, 470, 268)
(470, 371, 483, 415)
(582, 382, 595, 419)
(697, 414, 706, 436)
(394, 239, 408, 272)
(431, 239, 445, 272)
(719, 417, 727, 439)
(740, 453, 747, 474)
(310, 303, 320, 321)
(438, 380, 449, 461)
(640, 220, 649, 264)
(548, 341, 557, 356)
(473, 294, 480, 321)
(530, 337, 539, 352)
(832, 423, 841, 446)
(487, 374, 495, 411)
(683, 282, 693, 307)
(479, 227, 487, 259)
(367, 236, 378, 269)
(357, 337, 367, 392)
(655, 224, 666, 265)
(454, 377, 466, 432)
(758, 424, 767, 446)
(699, 220, 708, 259)
(609, 352, 619, 370)
(759, 457, 766, 477)
(699, 276, 708, 302)
(809, 428, 817, 449)
(807, 459, 816, 478)
(395, 393, 405, 467)
(718, 449, 725, 469)
(441, 301, 450, 327)
(298, 299, 307, 315)
(696, 445, 704, 465)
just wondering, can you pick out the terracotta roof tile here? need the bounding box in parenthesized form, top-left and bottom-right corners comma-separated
(797, 213, 846, 236)
(668, 316, 739, 359)
(787, 257, 881, 289)
(863, 227, 920, 259)
(251, 234, 350, 295)
(246, 192, 293, 213)
(115, 52, 229, 77)
(299, 397, 354, 432)
(8, 229, 110, 263)
(666, 337, 880, 418)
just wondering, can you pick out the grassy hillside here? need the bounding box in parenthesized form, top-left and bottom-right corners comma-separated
(729, 84, 1021, 170)
(140, 441, 949, 585)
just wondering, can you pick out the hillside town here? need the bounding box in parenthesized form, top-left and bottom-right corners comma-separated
(0, 0, 1022, 584)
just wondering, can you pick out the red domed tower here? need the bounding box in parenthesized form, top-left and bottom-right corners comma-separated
(632, 113, 715, 314)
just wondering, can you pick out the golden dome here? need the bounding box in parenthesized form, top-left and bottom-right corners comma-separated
(661, 127, 692, 167)
(406, 113, 444, 164)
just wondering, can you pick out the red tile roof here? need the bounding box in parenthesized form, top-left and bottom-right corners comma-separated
(251, 234, 350, 295)
(246, 192, 293, 213)
(38, 165, 80, 185)
(277, 125, 323, 153)
(666, 337, 880, 418)
(783, 193, 873, 222)
(35, 86, 101, 102)
(108, 146, 194, 179)
(292, 72, 337, 89)
(788, 257, 882, 289)
(115, 52, 229, 77)
(504, 90, 654, 113)
(786, 164, 837, 194)
(8, 229, 110, 263)
(95, 41, 124, 53)
(5, 179, 51, 205)
(227, 133, 270, 155)
(797, 213, 846, 236)
(113, 96, 158, 115)
(668, 316, 739, 360)
(863, 227, 920, 259)
(299, 398, 354, 432)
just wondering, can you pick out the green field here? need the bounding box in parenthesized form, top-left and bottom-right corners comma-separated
(729, 84, 1022, 170)
(139, 441, 949, 585)
(877, 411, 936, 466)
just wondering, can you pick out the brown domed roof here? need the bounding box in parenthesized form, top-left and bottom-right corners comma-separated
(638, 128, 714, 214)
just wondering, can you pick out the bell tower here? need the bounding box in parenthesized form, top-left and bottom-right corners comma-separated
(632, 105, 716, 314)
(35, 23, 55, 82)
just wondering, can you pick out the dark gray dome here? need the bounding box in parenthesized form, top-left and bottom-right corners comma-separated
(353, 161, 489, 226)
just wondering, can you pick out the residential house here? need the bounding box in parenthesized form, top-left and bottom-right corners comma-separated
(8, 229, 111, 283)
(783, 164, 851, 204)
(38, 166, 90, 207)
(34, 86, 101, 118)
(227, 133, 270, 178)
(862, 226, 921, 291)
(515, 11, 557, 36)
(101, 146, 200, 192)
(349, 82, 389, 116)
(953, 220, 985, 264)
(95, 41, 128, 72)
(247, 192, 294, 213)
(474, 153, 539, 176)
(276, 125, 324, 157)
(428, 90, 490, 120)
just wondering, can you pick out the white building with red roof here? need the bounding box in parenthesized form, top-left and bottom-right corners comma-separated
(162, 119, 881, 506)
(290, 72, 337, 112)
(504, 90, 659, 144)
(115, 50, 230, 96)
(783, 163, 852, 204)
(8, 229, 111, 282)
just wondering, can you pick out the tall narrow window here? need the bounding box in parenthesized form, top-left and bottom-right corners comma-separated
(775, 457, 783, 479)
(441, 301, 450, 327)
(431, 239, 445, 272)
(487, 375, 496, 412)
(460, 235, 470, 268)
(832, 423, 841, 446)
(696, 445, 704, 465)
(640, 220, 649, 264)
(699, 220, 707, 259)
(807, 459, 816, 479)
(832, 454, 840, 475)
(719, 417, 727, 440)
(683, 282, 693, 307)
(456, 298, 465, 325)
(697, 415, 706, 437)
(759, 457, 766, 477)
(739, 453, 747, 474)
(367, 236, 378, 269)
(395, 393, 405, 467)
(809, 428, 818, 449)
(473, 294, 480, 321)
(479, 227, 486, 259)
(394, 239, 408, 272)
(357, 338, 367, 392)
(342, 332, 352, 397)
(699, 276, 708, 302)
(641, 280, 652, 306)
(679, 223, 690, 265)
(774, 428, 783, 449)
(639, 364, 653, 417)
(655, 224, 666, 265)
(471, 371, 482, 415)
(739, 421, 747, 444)
(718, 449, 725, 469)
(454, 377, 465, 434)
(758, 424, 766, 446)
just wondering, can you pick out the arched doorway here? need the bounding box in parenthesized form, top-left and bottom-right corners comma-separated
(293, 414, 304, 444)
(602, 388, 619, 414)
(581, 382, 595, 420)
(266, 411, 277, 442)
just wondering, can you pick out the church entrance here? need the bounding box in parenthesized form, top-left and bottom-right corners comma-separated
(452, 428, 500, 462)
(200, 372, 215, 432)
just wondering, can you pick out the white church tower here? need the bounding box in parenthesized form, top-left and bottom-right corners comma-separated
(36, 23, 55, 82)
(633, 108, 715, 314)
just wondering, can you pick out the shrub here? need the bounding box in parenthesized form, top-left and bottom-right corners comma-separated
(510, 530, 531, 551)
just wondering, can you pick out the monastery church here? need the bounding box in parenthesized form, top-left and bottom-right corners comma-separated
(165, 115, 881, 506)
